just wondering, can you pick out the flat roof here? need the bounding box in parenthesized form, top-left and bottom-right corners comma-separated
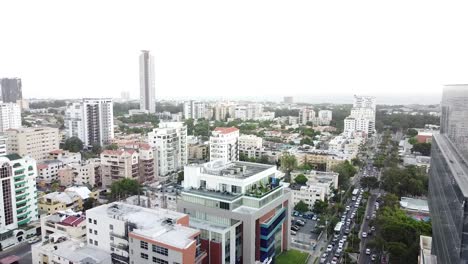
(90, 203, 199, 249)
(199, 160, 274, 179)
(183, 188, 242, 201)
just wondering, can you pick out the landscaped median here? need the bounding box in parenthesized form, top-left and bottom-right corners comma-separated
(275, 249, 309, 264)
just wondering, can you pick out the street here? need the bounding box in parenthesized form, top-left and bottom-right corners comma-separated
(0, 242, 32, 264)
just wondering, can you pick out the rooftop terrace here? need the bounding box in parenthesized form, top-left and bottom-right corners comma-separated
(196, 160, 274, 179)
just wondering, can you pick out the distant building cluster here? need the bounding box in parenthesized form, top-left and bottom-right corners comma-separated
(344, 95, 376, 136)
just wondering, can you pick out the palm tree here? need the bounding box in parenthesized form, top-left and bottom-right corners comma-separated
(280, 152, 297, 182)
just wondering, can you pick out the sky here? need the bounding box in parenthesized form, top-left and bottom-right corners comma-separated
(1, 0, 468, 104)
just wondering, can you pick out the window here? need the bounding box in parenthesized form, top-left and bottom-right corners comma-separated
(140, 241, 148, 250)
(89, 239, 93, 244)
(219, 202, 229, 210)
(152, 245, 168, 256)
(94, 230, 98, 235)
(88, 218, 92, 223)
(152, 257, 168, 264)
(89, 229, 92, 234)
(93, 220, 97, 224)
(94, 241, 98, 246)
(109, 224, 113, 230)
(141, 253, 148, 260)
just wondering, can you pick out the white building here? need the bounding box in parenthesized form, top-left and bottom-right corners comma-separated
(59, 161, 97, 187)
(139, 50, 156, 114)
(344, 95, 376, 135)
(148, 122, 188, 181)
(0, 102, 21, 132)
(290, 170, 338, 209)
(318, 110, 333, 125)
(239, 134, 263, 149)
(100, 149, 139, 188)
(0, 135, 7, 156)
(210, 127, 240, 162)
(246, 103, 263, 120)
(48, 149, 81, 165)
(37, 160, 64, 184)
(86, 202, 206, 264)
(183, 100, 209, 120)
(298, 108, 316, 125)
(0, 155, 39, 249)
(64, 98, 114, 146)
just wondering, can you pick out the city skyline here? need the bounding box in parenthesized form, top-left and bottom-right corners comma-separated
(2, 1, 468, 102)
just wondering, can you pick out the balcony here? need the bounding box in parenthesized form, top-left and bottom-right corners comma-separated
(111, 253, 129, 264)
(110, 242, 129, 251)
(17, 217, 31, 226)
(110, 232, 127, 240)
(195, 250, 208, 263)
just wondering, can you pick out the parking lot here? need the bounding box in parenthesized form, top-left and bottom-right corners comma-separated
(291, 214, 321, 250)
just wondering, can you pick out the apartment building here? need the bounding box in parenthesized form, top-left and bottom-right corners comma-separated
(37, 160, 64, 184)
(188, 143, 209, 161)
(239, 147, 281, 163)
(48, 149, 81, 165)
(58, 160, 97, 187)
(343, 95, 376, 135)
(140, 50, 156, 114)
(184, 100, 209, 120)
(239, 134, 263, 149)
(0, 135, 7, 156)
(210, 127, 239, 162)
(0, 102, 21, 132)
(100, 149, 139, 188)
(5, 127, 60, 162)
(179, 160, 291, 264)
(32, 210, 110, 264)
(0, 78, 22, 104)
(0, 155, 39, 249)
(298, 108, 316, 125)
(290, 170, 338, 209)
(148, 122, 187, 182)
(38, 186, 96, 215)
(292, 149, 347, 171)
(86, 202, 206, 264)
(64, 98, 114, 146)
(317, 110, 333, 125)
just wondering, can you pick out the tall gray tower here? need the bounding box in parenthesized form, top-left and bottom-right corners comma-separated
(139, 50, 156, 113)
(0, 78, 22, 103)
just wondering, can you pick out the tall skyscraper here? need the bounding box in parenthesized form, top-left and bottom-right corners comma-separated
(0, 102, 21, 132)
(428, 84, 468, 263)
(0, 78, 22, 103)
(139, 50, 155, 114)
(64, 98, 114, 146)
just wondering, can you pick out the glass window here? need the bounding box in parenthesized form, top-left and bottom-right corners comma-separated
(141, 253, 148, 260)
(140, 241, 148, 250)
(152, 244, 168, 256)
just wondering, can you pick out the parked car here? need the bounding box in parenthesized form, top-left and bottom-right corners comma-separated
(371, 254, 377, 261)
(366, 248, 371, 255)
(290, 230, 297, 235)
(326, 245, 333, 252)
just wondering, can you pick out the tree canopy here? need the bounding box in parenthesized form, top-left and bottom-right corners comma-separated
(332, 160, 357, 189)
(110, 179, 141, 199)
(412, 142, 431, 156)
(360, 176, 379, 191)
(380, 165, 428, 197)
(63, 137, 84, 152)
(280, 153, 297, 182)
(294, 174, 308, 185)
(294, 200, 309, 213)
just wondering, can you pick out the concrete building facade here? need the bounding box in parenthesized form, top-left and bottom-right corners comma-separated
(6, 127, 60, 162)
(210, 127, 239, 163)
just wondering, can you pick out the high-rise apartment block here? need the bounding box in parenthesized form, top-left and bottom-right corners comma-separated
(0, 78, 22, 104)
(0, 155, 39, 249)
(0, 103, 21, 132)
(6, 127, 60, 162)
(428, 84, 468, 263)
(283, 96, 294, 104)
(64, 98, 114, 146)
(140, 50, 156, 113)
(179, 160, 291, 263)
(318, 110, 333, 125)
(210, 127, 239, 162)
(344, 95, 376, 135)
(148, 122, 188, 181)
(239, 134, 263, 149)
(86, 202, 206, 264)
(298, 108, 316, 125)
(184, 100, 208, 120)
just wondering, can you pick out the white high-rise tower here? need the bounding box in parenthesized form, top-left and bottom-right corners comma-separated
(139, 50, 156, 113)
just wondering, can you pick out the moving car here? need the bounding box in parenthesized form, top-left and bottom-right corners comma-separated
(371, 254, 377, 261)
(362, 232, 367, 238)
(326, 245, 333, 252)
(366, 248, 371, 255)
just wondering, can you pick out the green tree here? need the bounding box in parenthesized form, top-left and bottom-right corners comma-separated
(91, 143, 102, 155)
(299, 137, 313, 145)
(184, 118, 195, 135)
(177, 171, 184, 184)
(360, 177, 379, 191)
(64, 137, 84, 152)
(294, 174, 308, 185)
(280, 153, 297, 182)
(412, 142, 431, 156)
(104, 143, 119, 150)
(406, 128, 418, 137)
(312, 200, 328, 215)
(83, 197, 96, 211)
(294, 200, 309, 213)
(110, 179, 141, 199)
(408, 137, 418, 145)
(332, 161, 357, 189)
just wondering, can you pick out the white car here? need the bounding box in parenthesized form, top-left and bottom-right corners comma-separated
(362, 232, 368, 238)
(366, 248, 371, 255)
(345, 206, 350, 211)
(326, 245, 333, 252)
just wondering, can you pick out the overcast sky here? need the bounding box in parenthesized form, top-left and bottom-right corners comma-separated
(1, 1, 468, 103)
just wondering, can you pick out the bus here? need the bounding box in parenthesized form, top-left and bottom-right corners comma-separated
(334, 222, 343, 235)
(352, 188, 359, 196)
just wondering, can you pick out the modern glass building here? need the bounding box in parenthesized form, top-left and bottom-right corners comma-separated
(429, 84, 468, 263)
